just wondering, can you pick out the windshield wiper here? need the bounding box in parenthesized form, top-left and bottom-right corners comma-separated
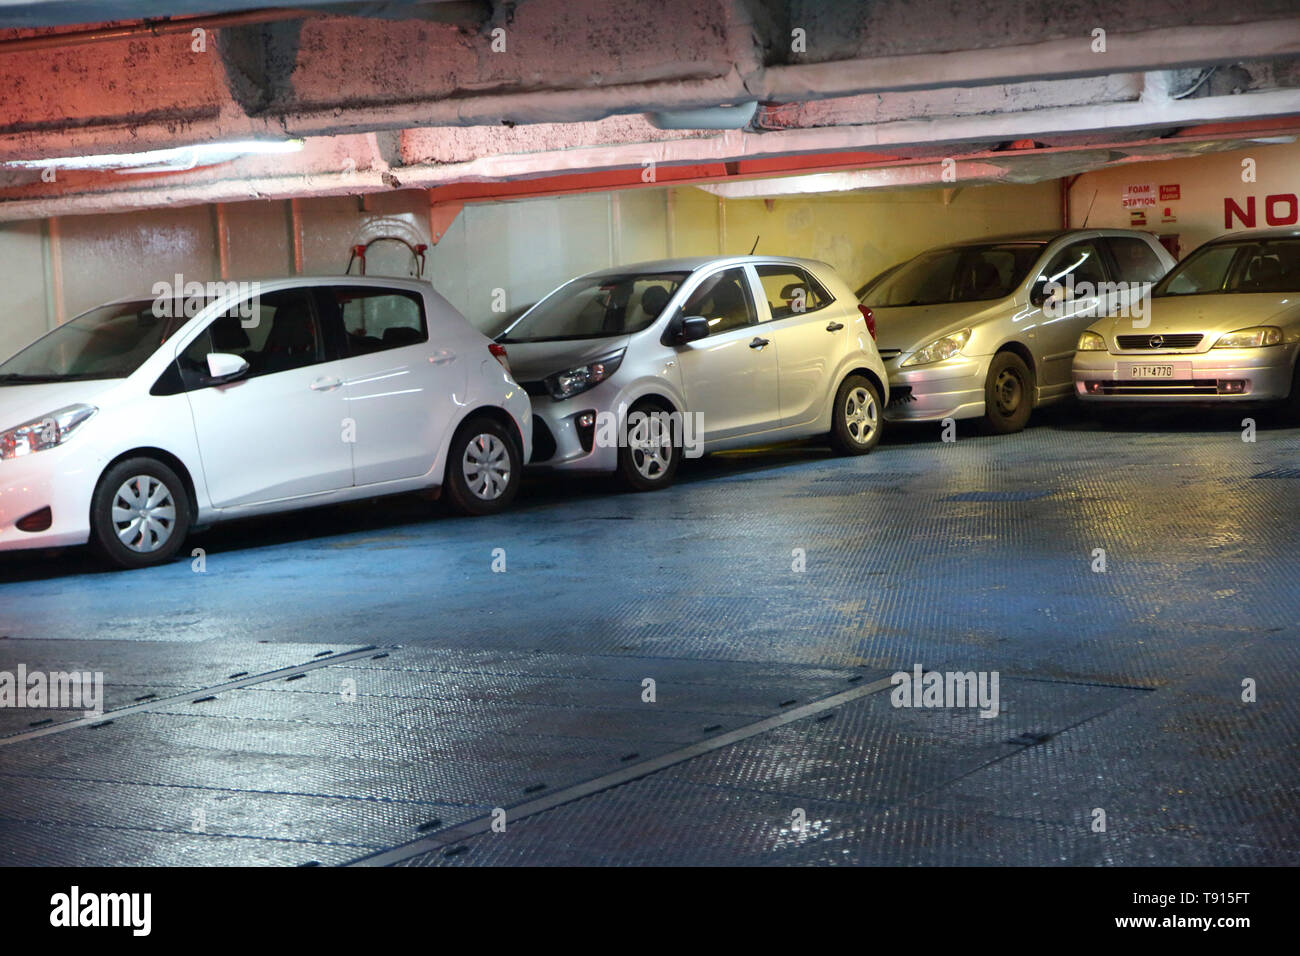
(0, 373, 62, 384)
(0, 372, 106, 384)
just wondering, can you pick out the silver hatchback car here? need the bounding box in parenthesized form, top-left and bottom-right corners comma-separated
(498, 256, 889, 490)
(1074, 229, 1300, 418)
(863, 230, 1175, 433)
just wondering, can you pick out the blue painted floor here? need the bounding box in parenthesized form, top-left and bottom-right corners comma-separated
(0, 404, 1297, 865)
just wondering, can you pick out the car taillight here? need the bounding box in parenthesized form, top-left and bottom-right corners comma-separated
(489, 343, 512, 375)
(858, 305, 876, 339)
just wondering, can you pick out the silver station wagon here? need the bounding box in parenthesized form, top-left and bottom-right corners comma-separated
(862, 230, 1175, 433)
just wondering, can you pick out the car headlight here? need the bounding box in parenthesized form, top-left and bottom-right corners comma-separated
(1213, 326, 1283, 349)
(544, 350, 625, 401)
(900, 329, 972, 367)
(0, 404, 97, 461)
(1076, 330, 1107, 351)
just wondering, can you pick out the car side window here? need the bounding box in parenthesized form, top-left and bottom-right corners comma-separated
(754, 265, 832, 320)
(320, 286, 428, 356)
(177, 288, 323, 389)
(680, 268, 757, 336)
(1039, 240, 1109, 291)
(1238, 244, 1300, 293)
(1106, 237, 1168, 283)
(176, 327, 215, 391)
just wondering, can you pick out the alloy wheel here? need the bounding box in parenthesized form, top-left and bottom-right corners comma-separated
(844, 386, 879, 445)
(629, 415, 673, 480)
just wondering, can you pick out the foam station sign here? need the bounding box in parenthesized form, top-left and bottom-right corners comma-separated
(1122, 183, 1158, 209)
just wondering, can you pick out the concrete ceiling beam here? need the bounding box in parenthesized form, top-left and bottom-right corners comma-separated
(755, 18, 1300, 99)
(4, 3, 1300, 166)
(3, 85, 1297, 221)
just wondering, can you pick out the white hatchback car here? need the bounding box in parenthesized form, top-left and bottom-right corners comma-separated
(0, 276, 531, 568)
(499, 256, 889, 490)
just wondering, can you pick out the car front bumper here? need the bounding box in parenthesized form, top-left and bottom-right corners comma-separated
(1073, 346, 1298, 403)
(883, 355, 988, 422)
(0, 442, 96, 552)
(525, 384, 621, 474)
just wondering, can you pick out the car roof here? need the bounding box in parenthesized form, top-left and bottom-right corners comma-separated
(105, 274, 434, 305)
(940, 228, 1158, 249)
(1203, 228, 1300, 244)
(584, 254, 833, 277)
(942, 231, 1065, 246)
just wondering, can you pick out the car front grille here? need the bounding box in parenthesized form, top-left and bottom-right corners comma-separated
(1115, 333, 1204, 350)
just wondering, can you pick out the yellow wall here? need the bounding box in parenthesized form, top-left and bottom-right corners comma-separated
(671, 181, 1063, 291)
(1, 177, 1064, 357)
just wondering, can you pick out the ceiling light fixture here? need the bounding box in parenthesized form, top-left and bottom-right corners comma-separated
(5, 139, 305, 174)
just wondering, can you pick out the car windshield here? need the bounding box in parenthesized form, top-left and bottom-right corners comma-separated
(855, 263, 902, 301)
(867, 243, 1045, 307)
(0, 300, 190, 384)
(1154, 238, 1300, 296)
(500, 272, 688, 342)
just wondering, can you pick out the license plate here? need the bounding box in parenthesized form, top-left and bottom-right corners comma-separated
(1128, 365, 1175, 378)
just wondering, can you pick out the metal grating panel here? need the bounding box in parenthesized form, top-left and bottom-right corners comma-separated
(945, 490, 1053, 502)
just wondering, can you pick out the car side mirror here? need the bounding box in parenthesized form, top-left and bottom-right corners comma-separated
(663, 314, 711, 346)
(678, 315, 711, 344)
(1030, 279, 1069, 309)
(205, 352, 249, 385)
(1029, 279, 1050, 307)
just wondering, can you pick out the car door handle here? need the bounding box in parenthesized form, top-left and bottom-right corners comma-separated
(749, 337, 770, 350)
(310, 377, 343, 392)
(825, 321, 844, 332)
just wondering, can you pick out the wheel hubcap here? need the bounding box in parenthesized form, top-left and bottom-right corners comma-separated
(628, 414, 672, 480)
(462, 434, 510, 500)
(994, 368, 1023, 414)
(844, 387, 878, 444)
(111, 475, 177, 554)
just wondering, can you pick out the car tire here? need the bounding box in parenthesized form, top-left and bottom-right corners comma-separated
(617, 400, 681, 492)
(829, 374, 883, 455)
(444, 415, 522, 516)
(89, 457, 192, 570)
(982, 352, 1034, 434)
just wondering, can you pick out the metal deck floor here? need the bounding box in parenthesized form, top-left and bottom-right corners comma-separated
(0, 406, 1296, 865)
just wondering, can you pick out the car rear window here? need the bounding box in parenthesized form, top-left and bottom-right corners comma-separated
(323, 287, 428, 355)
(754, 264, 833, 319)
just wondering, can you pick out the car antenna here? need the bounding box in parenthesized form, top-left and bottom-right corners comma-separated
(749, 235, 760, 255)
(1080, 190, 1098, 228)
